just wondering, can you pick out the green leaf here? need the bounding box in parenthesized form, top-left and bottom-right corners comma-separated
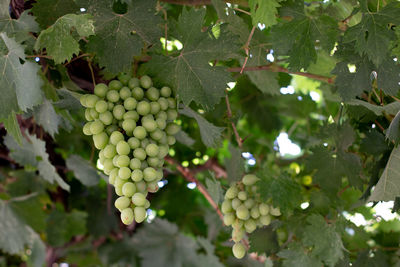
(46, 209, 87, 247)
(133, 218, 199, 267)
(346, 99, 382, 116)
(175, 130, 195, 148)
(0, 10, 39, 41)
(224, 144, 244, 183)
(278, 243, 322, 267)
(31, 0, 79, 28)
(86, 0, 162, 73)
(4, 132, 70, 191)
(33, 99, 62, 138)
(376, 58, 400, 96)
(1, 112, 22, 145)
(249, 0, 282, 29)
(179, 106, 224, 148)
(66, 155, 100, 186)
(385, 111, 400, 145)
(142, 8, 238, 110)
(248, 226, 279, 254)
(257, 173, 302, 212)
(35, 14, 95, 64)
(0, 33, 43, 118)
(9, 195, 47, 233)
(369, 146, 400, 201)
(205, 172, 223, 204)
(302, 214, 344, 266)
(194, 237, 224, 267)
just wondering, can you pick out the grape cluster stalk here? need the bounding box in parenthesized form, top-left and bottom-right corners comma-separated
(221, 174, 281, 259)
(80, 74, 180, 225)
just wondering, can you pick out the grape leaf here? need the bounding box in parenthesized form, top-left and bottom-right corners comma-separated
(4, 132, 70, 191)
(257, 172, 302, 212)
(224, 144, 244, 183)
(194, 237, 224, 267)
(369, 146, 400, 201)
(66, 155, 100, 186)
(302, 214, 345, 266)
(248, 226, 279, 254)
(175, 130, 195, 148)
(33, 100, 62, 138)
(9, 195, 47, 233)
(35, 14, 95, 64)
(31, 0, 79, 28)
(205, 172, 222, 204)
(142, 8, 238, 110)
(376, 58, 400, 96)
(85, 0, 162, 73)
(1, 112, 22, 145)
(278, 243, 322, 267)
(0, 9, 39, 41)
(249, 0, 282, 29)
(133, 218, 199, 267)
(179, 106, 224, 148)
(385, 111, 400, 145)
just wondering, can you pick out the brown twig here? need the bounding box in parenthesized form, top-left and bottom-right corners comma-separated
(240, 26, 256, 74)
(233, 7, 251, 15)
(225, 93, 243, 148)
(228, 64, 335, 84)
(160, 0, 248, 6)
(87, 59, 96, 86)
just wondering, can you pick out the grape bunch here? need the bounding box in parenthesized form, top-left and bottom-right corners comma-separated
(221, 174, 281, 259)
(80, 74, 180, 225)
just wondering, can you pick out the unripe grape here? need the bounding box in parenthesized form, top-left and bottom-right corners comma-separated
(108, 102, 114, 110)
(94, 83, 108, 97)
(109, 168, 119, 184)
(259, 203, 269, 216)
(116, 140, 130, 155)
(226, 186, 239, 199)
(221, 200, 232, 213)
(232, 227, 245, 242)
(134, 206, 147, 223)
(113, 105, 125, 120)
(95, 100, 108, 113)
(223, 213, 235, 226)
(231, 198, 241, 210)
(131, 169, 143, 182)
(118, 73, 131, 85)
(158, 98, 169, 111)
(142, 119, 157, 132)
(107, 90, 120, 102)
(124, 111, 139, 122)
(232, 243, 246, 259)
(141, 160, 149, 170)
(136, 180, 147, 192)
(120, 86, 132, 100)
(167, 97, 176, 109)
(244, 219, 257, 233)
(150, 102, 161, 114)
(110, 131, 124, 145)
(119, 167, 131, 180)
(132, 192, 146, 206)
(160, 86, 171, 97)
(156, 118, 166, 129)
(132, 87, 144, 100)
(140, 75, 152, 88)
(122, 119, 136, 133)
(124, 97, 137, 110)
(259, 215, 271, 226)
(145, 144, 159, 157)
(147, 181, 159, 193)
(233, 220, 244, 229)
(133, 126, 147, 140)
(93, 132, 108, 149)
(157, 110, 168, 120)
(86, 95, 99, 108)
(137, 101, 151, 115)
(115, 185, 123, 196)
(236, 205, 250, 220)
(116, 155, 130, 167)
(128, 78, 140, 89)
(85, 109, 93, 121)
(114, 177, 125, 188)
(127, 137, 140, 149)
(237, 191, 247, 201)
(109, 80, 123, 90)
(244, 198, 255, 209)
(103, 158, 114, 172)
(121, 208, 134, 225)
(115, 196, 130, 211)
(150, 129, 163, 141)
(105, 125, 118, 135)
(167, 136, 176, 146)
(269, 206, 281, 216)
(133, 148, 146, 161)
(167, 109, 178, 121)
(122, 182, 136, 197)
(90, 108, 99, 119)
(130, 158, 141, 170)
(146, 87, 160, 101)
(113, 155, 120, 166)
(242, 174, 259, 186)
(144, 199, 151, 209)
(147, 157, 160, 167)
(99, 111, 113, 125)
(250, 206, 260, 219)
(143, 167, 157, 182)
(83, 122, 92, 135)
(80, 94, 88, 107)
(90, 120, 104, 135)
(158, 145, 169, 159)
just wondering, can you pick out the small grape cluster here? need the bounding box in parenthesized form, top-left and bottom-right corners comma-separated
(80, 74, 180, 225)
(221, 174, 281, 259)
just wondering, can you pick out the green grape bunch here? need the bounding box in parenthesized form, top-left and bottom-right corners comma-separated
(221, 174, 282, 259)
(80, 74, 180, 225)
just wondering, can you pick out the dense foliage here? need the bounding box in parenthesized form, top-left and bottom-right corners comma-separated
(1, 0, 400, 266)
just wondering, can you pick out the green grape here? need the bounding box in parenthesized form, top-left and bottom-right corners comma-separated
(122, 119, 136, 133)
(150, 129, 163, 141)
(132, 192, 146, 206)
(103, 159, 114, 173)
(223, 213, 235, 226)
(106, 90, 120, 102)
(166, 124, 180, 136)
(143, 167, 157, 182)
(85, 109, 93, 121)
(259, 203, 269, 216)
(99, 111, 113, 125)
(141, 160, 149, 170)
(114, 177, 125, 188)
(133, 148, 146, 161)
(86, 95, 99, 108)
(131, 169, 143, 182)
(142, 119, 157, 132)
(167, 136, 176, 146)
(144, 199, 151, 209)
(105, 125, 118, 135)
(236, 205, 250, 220)
(124, 110, 139, 121)
(167, 109, 178, 121)
(130, 158, 141, 170)
(116, 140, 130, 155)
(109, 168, 119, 184)
(158, 145, 169, 159)
(95, 100, 108, 113)
(232, 227, 245, 242)
(137, 101, 151, 115)
(244, 219, 257, 233)
(156, 169, 163, 180)
(119, 167, 131, 180)
(90, 108, 99, 119)
(232, 243, 246, 259)
(80, 94, 88, 107)
(93, 132, 108, 149)
(242, 174, 259, 186)
(113, 105, 125, 120)
(99, 150, 105, 163)
(120, 86, 132, 100)
(156, 110, 168, 120)
(124, 97, 137, 110)
(159, 134, 168, 145)
(140, 75, 152, 88)
(231, 198, 242, 210)
(221, 200, 233, 213)
(269, 206, 281, 216)
(90, 120, 104, 135)
(147, 181, 159, 193)
(147, 157, 160, 168)
(226, 186, 239, 199)
(122, 182, 136, 197)
(109, 80, 123, 90)
(167, 97, 176, 109)
(244, 198, 254, 209)
(133, 126, 147, 140)
(118, 73, 131, 85)
(150, 102, 161, 114)
(160, 86, 171, 97)
(108, 102, 115, 110)
(113, 155, 120, 166)
(128, 78, 140, 89)
(116, 155, 130, 168)
(158, 98, 169, 111)
(232, 220, 244, 229)
(250, 206, 260, 219)
(136, 181, 147, 192)
(94, 83, 108, 97)
(127, 137, 140, 149)
(108, 175, 116, 185)
(121, 208, 134, 225)
(259, 215, 271, 226)
(115, 186, 123, 196)
(115, 196, 131, 211)
(110, 131, 124, 145)
(83, 122, 92, 135)
(146, 87, 160, 101)
(145, 144, 159, 157)
(132, 87, 144, 100)
(237, 191, 247, 201)
(134, 206, 147, 223)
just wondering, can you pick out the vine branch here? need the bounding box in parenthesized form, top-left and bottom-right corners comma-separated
(225, 93, 243, 148)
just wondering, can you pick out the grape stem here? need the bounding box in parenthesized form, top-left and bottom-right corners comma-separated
(225, 93, 243, 148)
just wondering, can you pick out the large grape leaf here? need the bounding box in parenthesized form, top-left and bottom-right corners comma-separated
(33, 99, 62, 138)
(1, 112, 22, 145)
(302, 214, 345, 266)
(278, 243, 322, 267)
(204, 172, 223, 204)
(225, 144, 244, 183)
(4, 132, 70, 191)
(249, 0, 282, 29)
(369, 146, 400, 201)
(142, 8, 239, 110)
(85, 0, 162, 73)
(179, 106, 224, 148)
(31, 0, 79, 28)
(35, 14, 94, 64)
(0, 7, 39, 41)
(386, 111, 400, 145)
(194, 237, 224, 267)
(66, 155, 100, 186)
